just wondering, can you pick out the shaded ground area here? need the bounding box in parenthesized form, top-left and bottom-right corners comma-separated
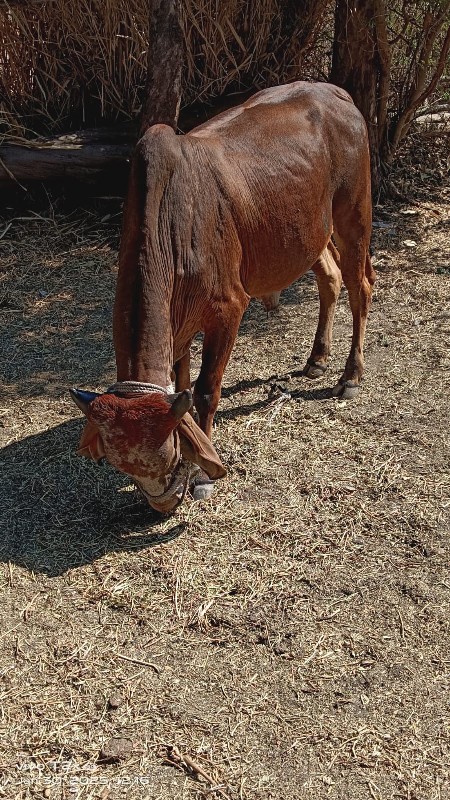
(0, 151, 449, 798)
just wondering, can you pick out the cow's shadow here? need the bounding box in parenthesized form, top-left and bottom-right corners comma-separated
(0, 419, 186, 576)
(0, 378, 333, 576)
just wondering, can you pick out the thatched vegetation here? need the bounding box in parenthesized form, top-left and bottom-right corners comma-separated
(0, 0, 332, 141)
(0, 0, 448, 191)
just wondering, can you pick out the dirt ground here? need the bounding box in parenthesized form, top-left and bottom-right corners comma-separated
(0, 136, 449, 799)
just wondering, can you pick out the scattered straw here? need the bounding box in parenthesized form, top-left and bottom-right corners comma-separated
(0, 136, 448, 799)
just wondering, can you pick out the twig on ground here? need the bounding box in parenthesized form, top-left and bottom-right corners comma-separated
(166, 745, 231, 799)
(114, 652, 160, 673)
(0, 223, 12, 240)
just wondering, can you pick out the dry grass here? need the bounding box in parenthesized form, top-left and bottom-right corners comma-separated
(0, 0, 332, 140)
(0, 139, 449, 798)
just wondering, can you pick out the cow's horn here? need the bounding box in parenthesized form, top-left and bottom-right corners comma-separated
(69, 388, 101, 415)
(168, 390, 193, 421)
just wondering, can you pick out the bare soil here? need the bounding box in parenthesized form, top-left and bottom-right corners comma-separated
(0, 143, 449, 799)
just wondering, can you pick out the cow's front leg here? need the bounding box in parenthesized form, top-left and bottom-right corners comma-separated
(192, 297, 248, 499)
(174, 347, 192, 392)
(195, 297, 248, 437)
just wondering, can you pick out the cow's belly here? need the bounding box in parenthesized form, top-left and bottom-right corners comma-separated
(240, 215, 331, 297)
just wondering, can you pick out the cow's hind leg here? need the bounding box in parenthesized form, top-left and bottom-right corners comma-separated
(332, 197, 375, 399)
(304, 242, 342, 379)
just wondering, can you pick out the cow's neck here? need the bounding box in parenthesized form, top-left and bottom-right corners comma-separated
(115, 294, 174, 388)
(113, 136, 183, 390)
(113, 218, 174, 388)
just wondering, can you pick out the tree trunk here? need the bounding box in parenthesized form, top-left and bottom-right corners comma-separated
(139, 0, 184, 135)
(330, 0, 381, 192)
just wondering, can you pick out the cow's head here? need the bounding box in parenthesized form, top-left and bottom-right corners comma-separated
(69, 388, 226, 513)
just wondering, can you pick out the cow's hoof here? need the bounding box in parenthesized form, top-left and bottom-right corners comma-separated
(332, 380, 360, 399)
(303, 360, 328, 379)
(192, 478, 215, 501)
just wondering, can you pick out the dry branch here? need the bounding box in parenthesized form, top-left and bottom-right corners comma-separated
(414, 103, 450, 117)
(387, 19, 450, 158)
(114, 652, 160, 672)
(166, 746, 231, 799)
(373, 0, 391, 148)
(0, 94, 254, 187)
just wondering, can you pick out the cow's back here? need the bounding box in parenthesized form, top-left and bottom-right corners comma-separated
(185, 82, 370, 297)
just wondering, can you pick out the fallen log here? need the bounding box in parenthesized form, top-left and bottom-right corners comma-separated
(0, 128, 134, 189)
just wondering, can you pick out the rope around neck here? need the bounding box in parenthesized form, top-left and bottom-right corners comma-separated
(107, 380, 173, 395)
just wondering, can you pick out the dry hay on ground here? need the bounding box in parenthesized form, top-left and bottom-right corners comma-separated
(0, 173, 449, 799)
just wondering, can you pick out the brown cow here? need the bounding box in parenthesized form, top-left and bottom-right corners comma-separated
(70, 81, 375, 513)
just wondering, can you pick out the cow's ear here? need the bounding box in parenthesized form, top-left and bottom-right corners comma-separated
(178, 414, 226, 480)
(70, 388, 100, 416)
(77, 420, 106, 462)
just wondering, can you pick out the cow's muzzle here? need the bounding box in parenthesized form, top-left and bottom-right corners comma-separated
(135, 459, 199, 513)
